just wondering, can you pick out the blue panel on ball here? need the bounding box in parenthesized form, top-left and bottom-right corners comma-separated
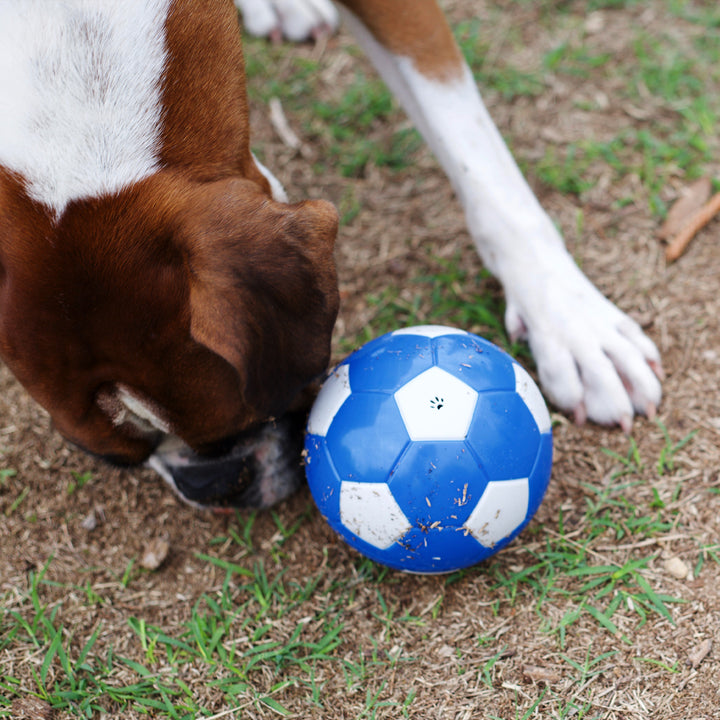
(325, 392, 409, 483)
(433, 333, 516, 392)
(467, 391, 541, 482)
(345, 334, 435, 394)
(388, 441, 487, 528)
(304, 434, 342, 525)
(527, 432, 553, 520)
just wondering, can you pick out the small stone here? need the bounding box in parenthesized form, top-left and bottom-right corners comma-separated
(80, 509, 97, 531)
(663, 556, 690, 580)
(80, 505, 105, 531)
(584, 11, 605, 33)
(140, 537, 170, 571)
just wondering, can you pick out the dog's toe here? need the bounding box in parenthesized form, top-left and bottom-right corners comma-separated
(505, 272, 662, 431)
(537, 325, 661, 430)
(235, 0, 279, 38)
(236, 0, 339, 42)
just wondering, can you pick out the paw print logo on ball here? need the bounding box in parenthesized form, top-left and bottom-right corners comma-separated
(395, 366, 478, 441)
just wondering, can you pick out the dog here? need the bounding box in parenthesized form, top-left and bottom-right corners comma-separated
(0, 0, 662, 510)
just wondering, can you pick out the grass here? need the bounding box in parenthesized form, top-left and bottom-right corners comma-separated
(1, 421, 702, 716)
(311, 73, 423, 177)
(0, 553, 420, 717)
(340, 259, 523, 357)
(455, 19, 545, 99)
(484, 422, 699, 647)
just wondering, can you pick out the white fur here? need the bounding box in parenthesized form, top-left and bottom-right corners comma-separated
(116, 386, 171, 435)
(339, 6, 661, 428)
(0, 0, 170, 217)
(235, 0, 338, 41)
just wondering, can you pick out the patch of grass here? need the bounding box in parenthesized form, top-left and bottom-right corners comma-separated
(488, 526, 680, 648)
(694, 541, 720, 577)
(455, 19, 545, 99)
(4, 487, 29, 518)
(669, 0, 720, 27)
(341, 258, 527, 362)
(66, 471, 92, 496)
(543, 42, 612, 78)
(0, 468, 16, 487)
(242, 37, 320, 105)
(655, 420, 697, 475)
(585, 0, 645, 7)
(310, 73, 422, 177)
(533, 125, 713, 213)
(507, 15, 720, 218)
(534, 145, 595, 196)
(631, 33, 705, 102)
(0, 559, 188, 718)
(1, 544, 420, 718)
(485, 426, 694, 646)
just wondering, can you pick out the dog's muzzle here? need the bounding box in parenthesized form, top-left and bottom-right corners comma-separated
(147, 413, 306, 509)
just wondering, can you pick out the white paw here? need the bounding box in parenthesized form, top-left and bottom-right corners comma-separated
(235, 0, 339, 42)
(501, 247, 662, 432)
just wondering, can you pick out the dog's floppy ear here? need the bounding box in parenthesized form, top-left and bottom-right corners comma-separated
(182, 179, 339, 419)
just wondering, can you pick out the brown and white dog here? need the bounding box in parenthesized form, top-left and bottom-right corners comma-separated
(0, 0, 662, 509)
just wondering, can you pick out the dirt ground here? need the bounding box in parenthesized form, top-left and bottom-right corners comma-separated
(2, 1, 720, 718)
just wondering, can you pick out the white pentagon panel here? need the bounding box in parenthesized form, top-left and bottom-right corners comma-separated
(392, 325, 468, 339)
(463, 478, 529, 547)
(307, 364, 351, 437)
(513, 364, 551, 434)
(394, 366, 478, 441)
(340, 481, 411, 550)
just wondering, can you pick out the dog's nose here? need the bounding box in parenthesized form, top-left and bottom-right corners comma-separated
(149, 442, 259, 508)
(147, 415, 305, 509)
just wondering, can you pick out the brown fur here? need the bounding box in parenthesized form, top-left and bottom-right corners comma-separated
(339, 0, 464, 80)
(160, 0, 270, 188)
(0, 0, 339, 467)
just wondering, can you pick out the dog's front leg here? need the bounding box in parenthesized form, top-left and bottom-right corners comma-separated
(336, 0, 662, 431)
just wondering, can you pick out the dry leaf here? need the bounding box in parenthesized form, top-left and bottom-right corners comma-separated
(666, 190, 720, 262)
(140, 537, 170, 571)
(687, 639, 712, 669)
(523, 664, 560, 684)
(659, 177, 711, 240)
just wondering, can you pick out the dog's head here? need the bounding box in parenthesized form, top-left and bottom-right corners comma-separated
(0, 168, 338, 501)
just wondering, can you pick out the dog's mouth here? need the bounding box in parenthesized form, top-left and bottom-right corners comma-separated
(146, 413, 307, 510)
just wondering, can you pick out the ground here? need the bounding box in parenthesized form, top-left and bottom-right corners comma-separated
(2, 1, 720, 718)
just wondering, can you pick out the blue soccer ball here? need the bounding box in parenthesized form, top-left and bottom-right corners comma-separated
(304, 325, 553, 574)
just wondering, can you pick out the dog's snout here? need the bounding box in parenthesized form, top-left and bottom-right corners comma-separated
(147, 414, 306, 509)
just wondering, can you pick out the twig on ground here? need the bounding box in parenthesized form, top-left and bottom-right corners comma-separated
(665, 191, 720, 262)
(658, 177, 711, 240)
(269, 97, 309, 157)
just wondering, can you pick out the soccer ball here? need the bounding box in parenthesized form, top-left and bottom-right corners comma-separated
(304, 325, 553, 574)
